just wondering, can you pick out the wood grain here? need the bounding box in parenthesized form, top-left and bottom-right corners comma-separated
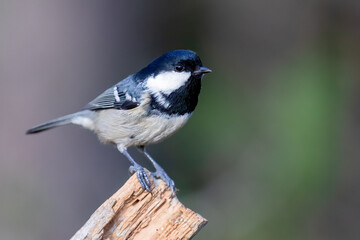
(70, 170, 207, 240)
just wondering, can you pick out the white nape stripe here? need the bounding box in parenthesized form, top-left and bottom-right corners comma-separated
(113, 86, 120, 102)
(146, 71, 191, 95)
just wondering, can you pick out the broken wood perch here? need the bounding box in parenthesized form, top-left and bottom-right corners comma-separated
(70, 170, 207, 240)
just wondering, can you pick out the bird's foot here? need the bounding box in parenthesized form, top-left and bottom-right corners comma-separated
(129, 164, 151, 192)
(152, 168, 177, 197)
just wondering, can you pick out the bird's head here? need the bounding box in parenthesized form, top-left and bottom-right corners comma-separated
(136, 50, 211, 95)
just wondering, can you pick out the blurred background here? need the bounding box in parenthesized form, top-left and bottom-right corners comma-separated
(1, 0, 360, 239)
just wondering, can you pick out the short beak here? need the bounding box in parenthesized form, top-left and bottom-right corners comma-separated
(194, 66, 212, 75)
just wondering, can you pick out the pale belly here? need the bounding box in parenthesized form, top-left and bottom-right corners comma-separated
(93, 108, 191, 148)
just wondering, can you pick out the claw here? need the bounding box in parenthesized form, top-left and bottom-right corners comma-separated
(152, 169, 177, 197)
(129, 165, 151, 192)
(135, 147, 177, 197)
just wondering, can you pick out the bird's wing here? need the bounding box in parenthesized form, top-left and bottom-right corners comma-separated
(84, 77, 142, 111)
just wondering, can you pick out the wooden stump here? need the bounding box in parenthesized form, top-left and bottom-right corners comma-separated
(70, 170, 207, 240)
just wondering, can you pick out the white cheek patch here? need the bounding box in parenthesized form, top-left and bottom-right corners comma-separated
(146, 71, 191, 95)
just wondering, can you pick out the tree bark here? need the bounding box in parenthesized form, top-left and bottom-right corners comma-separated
(70, 170, 207, 240)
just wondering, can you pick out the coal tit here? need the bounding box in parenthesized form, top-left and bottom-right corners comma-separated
(27, 49, 211, 195)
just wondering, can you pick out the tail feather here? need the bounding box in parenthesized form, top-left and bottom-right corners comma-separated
(26, 111, 91, 134)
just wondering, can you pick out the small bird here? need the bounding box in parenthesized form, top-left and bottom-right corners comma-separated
(27, 49, 211, 195)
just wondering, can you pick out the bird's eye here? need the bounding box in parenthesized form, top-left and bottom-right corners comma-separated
(175, 65, 184, 72)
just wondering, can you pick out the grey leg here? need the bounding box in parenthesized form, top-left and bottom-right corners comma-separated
(137, 146, 176, 196)
(117, 145, 151, 192)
